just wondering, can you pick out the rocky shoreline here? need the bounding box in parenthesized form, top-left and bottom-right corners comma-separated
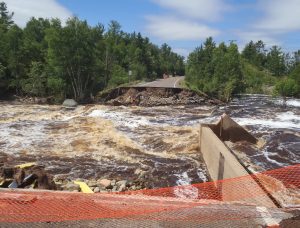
(0, 163, 150, 193)
(56, 168, 150, 193)
(58, 177, 147, 193)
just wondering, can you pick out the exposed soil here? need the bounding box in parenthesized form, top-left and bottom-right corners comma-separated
(98, 87, 221, 106)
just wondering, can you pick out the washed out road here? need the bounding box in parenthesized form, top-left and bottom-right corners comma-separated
(137, 76, 185, 88)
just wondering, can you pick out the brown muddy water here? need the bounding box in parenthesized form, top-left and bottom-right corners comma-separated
(0, 95, 299, 191)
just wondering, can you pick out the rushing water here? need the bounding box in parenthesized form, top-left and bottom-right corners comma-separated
(0, 95, 299, 191)
(217, 95, 300, 171)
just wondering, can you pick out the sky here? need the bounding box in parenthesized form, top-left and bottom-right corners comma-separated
(4, 0, 300, 58)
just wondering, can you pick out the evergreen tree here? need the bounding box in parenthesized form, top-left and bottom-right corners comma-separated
(266, 46, 286, 76)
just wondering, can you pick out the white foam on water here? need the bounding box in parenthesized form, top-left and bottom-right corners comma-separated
(0, 121, 47, 155)
(234, 111, 300, 130)
(197, 169, 208, 182)
(262, 150, 289, 167)
(174, 172, 199, 199)
(273, 98, 300, 108)
(276, 111, 300, 122)
(88, 109, 152, 128)
(287, 100, 300, 107)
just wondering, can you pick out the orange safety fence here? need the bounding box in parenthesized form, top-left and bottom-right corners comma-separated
(0, 164, 299, 226)
(119, 164, 299, 203)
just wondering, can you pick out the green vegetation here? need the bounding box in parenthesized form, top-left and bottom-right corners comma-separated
(0, 2, 184, 102)
(186, 38, 243, 102)
(186, 38, 300, 101)
(274, 63, 300, 98)
(1, 1, 299, 103)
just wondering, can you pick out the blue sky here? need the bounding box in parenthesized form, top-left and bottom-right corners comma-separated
(5, 0, 300, 57)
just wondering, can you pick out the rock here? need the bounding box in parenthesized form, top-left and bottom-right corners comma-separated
(135, 186, 142, 190)
(63, 183, 80, 192)
(87, 180, 98, 187)
(131, 185, 136, 191)
(14, 168, 25, 185)
(118, 183, 126, 192)
(112, 186, 118, 192)
(127, 180, 133, 187)
(111, 180, 116, 186)
(62, 99, 78, 108)
(117, 181, 128, 192)
(98, 179, 111, 188)
(116, 180, 127, 187)
(94, 187, 100, 193)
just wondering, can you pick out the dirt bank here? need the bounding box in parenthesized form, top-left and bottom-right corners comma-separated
(97, 87, 221, 106)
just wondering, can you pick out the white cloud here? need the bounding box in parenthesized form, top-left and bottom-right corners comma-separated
(256, 0, 300, 33)
(151, 0, 229, 21)
(5, 0, 72, 27)
(237, 31, 281, 48)
(172, 48, 191, 58)
(236, 0, 300, 50)
(145, 15, 220, 41)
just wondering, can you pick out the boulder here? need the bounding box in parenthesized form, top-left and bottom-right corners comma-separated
(93, 187, 100, 193)
(87, 180, 98, 187)
(62, 99, 78, 108)
(63, 183, 80, 192)
(111, 180, 116, 186)
(116, 180, 127, 187)
(98, 179, 111, 188)
(112, 186, 118, 192)
(131, 185, 136, 191)
(117, 180, 128, 192)
(118, 183, 126, 192)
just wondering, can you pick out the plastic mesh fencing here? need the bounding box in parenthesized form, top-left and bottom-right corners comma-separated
(0, 165, 299, 227)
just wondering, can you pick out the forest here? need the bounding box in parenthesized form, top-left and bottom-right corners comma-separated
(0, 2, 184, 102)
(186, 38, 300, 101)
(1, 1, 299, 103)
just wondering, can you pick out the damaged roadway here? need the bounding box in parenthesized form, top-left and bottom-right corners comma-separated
(97, 86, 222, 106)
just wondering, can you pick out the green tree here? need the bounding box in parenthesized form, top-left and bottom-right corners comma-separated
(0, 2, 13, 31)
(242, 40, 266, 69)
(46, 17, 105, 101)
(108, 65, 128, 86)
(22, 18, 51, 67)
(6, 25, 25, 94)
(0, 2, 185, 101)
(186, 39, 243, 101)
(0, 1, 14, 96)
(266, 46, 286, 76)
(21, 61, 47, 96)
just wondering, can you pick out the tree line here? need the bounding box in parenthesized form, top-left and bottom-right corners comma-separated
(186, 38, 300, 101)
(0, 2, 185, 101)
(1, 1, 299, 103)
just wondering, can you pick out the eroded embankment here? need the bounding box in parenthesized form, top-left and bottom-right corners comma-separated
(97, 87, 221, 106)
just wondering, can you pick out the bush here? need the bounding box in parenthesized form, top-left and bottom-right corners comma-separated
(275, 78, 299, 97)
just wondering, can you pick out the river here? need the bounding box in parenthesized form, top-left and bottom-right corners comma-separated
(0, 95, 299, 190)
